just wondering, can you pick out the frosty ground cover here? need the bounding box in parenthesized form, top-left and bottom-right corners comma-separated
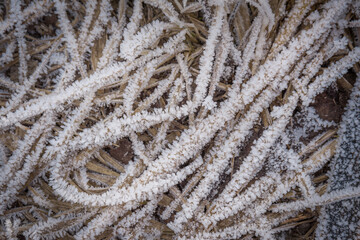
(0, 0, 360, 239)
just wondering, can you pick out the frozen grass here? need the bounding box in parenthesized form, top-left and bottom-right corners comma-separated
(0, 0, 359, 239)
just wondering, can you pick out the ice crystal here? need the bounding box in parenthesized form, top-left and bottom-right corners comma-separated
(0, 0, 359, 239)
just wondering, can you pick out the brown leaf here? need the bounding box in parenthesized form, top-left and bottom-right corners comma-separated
(108, 138, 133, 165)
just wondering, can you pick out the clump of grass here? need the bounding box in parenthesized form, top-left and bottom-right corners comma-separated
(0, 0, 359, 239)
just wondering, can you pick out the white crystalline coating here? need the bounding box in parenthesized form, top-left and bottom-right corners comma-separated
(291, 106, 337, 144)
(202, 96, 217, 110)
(119, 20, 173, 61)
(0, 0, 359, 239)
(316, 74, 360, 240)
